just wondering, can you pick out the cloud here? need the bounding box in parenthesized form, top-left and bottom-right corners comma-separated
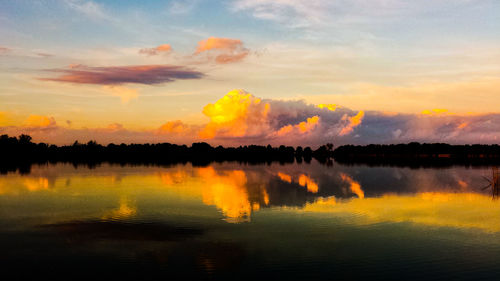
(231, 0, 330, 28)
(168, 0, 198, 14)
(339, 111, 364, 136)
(64, 0, 109, 21)
(317, 104, 338, 111)
(36, 53, 53, 58)
(102, 86, 139, 103)
(199, 90, 271, 139)
(158, 120, 192, 135)
(23, 115, 57, 128)
(421, 109, 449, 115)
(194, 37, 249, 64)
(139, 44, 172, 56)
(39, 64, 204, 85)
(197, 89, 365, 144)
(5, 89, 500, 146)
(276, 115, 320, 136)
(0, 46, 10, 54)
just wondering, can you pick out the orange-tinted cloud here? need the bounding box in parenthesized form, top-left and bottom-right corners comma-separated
(195, 37, 249, 64)
(158, 120, 191, 135)
(457, 122, 468, 129)
(23, 115, 56, 128)
(339, 110, 364, 136)
(199, 90, 270, 139)
(105, 123, 125, 131)
(196, 37, 243, 53)
(277, 115, 320, 136)
(139, 44, 172, 56)
(40, 64, 204, 85)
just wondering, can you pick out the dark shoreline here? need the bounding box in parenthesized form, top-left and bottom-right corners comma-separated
(3, 134, 500, 174)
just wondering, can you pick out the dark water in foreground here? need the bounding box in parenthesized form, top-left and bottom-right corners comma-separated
(2, 162, 500, 280)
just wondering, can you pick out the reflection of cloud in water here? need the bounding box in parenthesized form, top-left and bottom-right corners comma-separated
(340, 173, 364, 199)
(298, 174, 319, 193)
(158, 170, 189, 185)
(24, 177, 49, 191)
(277, 172, 292, 183)
(158, 167, 269, 223)
(0, 177, 51, 195)
(304, 192, 500, 232)
(102, 197, 137, 220)
(199, 168, 253, 223)
(277, 172, 319, 193)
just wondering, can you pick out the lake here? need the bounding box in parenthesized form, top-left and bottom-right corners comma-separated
(2, 161, 500, 280)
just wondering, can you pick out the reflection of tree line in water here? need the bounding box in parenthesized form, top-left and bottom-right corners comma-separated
(0, 134, 320, 174)
(4, 134, 500, 174)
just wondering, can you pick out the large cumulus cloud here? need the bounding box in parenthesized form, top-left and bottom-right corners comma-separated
(3, 89, 500, 146)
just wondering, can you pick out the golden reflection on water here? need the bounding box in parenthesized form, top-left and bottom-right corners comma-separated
(158, 166, 269, 223)
(340, 173, 364, 199)
(2, 164, 500, 232)
(303, 192, 500, 232)
(0, 176, 51, 195)
(277, 172, 319, 193)
(102, 197, 137, 220)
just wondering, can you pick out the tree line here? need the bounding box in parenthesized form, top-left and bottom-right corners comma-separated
(332, 142, 500, 167)
(0, 134, 334, 173)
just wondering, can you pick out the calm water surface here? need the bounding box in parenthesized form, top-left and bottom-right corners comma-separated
(2, 162, 500, 280)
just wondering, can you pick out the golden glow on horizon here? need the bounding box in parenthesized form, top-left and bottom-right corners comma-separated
(0, 112, 7, 126)
(421, 109, 449, 115)
(24, 115, 55, 127)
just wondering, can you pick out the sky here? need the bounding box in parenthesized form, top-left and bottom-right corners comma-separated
(0, 0, 499, 146)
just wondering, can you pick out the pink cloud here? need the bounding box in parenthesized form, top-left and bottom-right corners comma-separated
(194, 37, 249, 64)
(0, 46, 10, 54)
(39, 64, 204, 85)
(139, 44, 173, 56)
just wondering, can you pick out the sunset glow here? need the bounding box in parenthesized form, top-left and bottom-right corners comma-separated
(0, 0, 498, 146)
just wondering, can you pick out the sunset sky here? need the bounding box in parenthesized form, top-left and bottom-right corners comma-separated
(1, 0, 499, 146)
